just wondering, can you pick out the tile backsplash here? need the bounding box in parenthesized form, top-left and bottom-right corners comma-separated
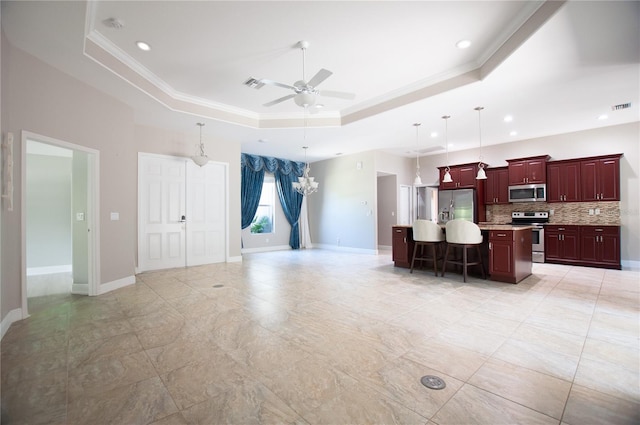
(485, 201, 620, 225)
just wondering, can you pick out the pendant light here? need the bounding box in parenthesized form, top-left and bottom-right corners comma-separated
(442, 115, 453, 183)
(292, 108, 319, 195)
(413, 123, 422, 185)
(192, 122, 209, 167)
(475, 106, 487, 180)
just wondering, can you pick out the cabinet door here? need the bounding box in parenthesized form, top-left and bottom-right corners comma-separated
(564, 161, 581, 202)
(392, 228, 409, 263)
(600, 230, 620, 265)
(526, 159, 546, 183)
(489, 231, 513, 276)
(484, 169, 497, 204)
(580, 160, 599, 201)
(580, 230, 599, 263)
(562, 228, 581, 260)
(509, 161, 527, 185)
(546, 163, 563, 202)
(544, 229, 561, 260)
(458, 165, 477, 188)
(599, 158, 620, 201)
(495, 168, 510, 203)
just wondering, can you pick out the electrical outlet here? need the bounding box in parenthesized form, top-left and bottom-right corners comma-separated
(588, 209, 594, 215)
(595, 208, 601, 215)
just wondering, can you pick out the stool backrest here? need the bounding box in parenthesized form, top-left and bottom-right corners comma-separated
(412, 220, 444, 242)
(445, 219, 483, 244)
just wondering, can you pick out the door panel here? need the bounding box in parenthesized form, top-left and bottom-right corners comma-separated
(138, 155, 186, 271)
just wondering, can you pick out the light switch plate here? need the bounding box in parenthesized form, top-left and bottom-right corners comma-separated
(110, 212, 120, 221)
(76, 212, 85, 221)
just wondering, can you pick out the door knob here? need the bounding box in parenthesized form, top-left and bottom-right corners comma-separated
(180, 215, 186, 222)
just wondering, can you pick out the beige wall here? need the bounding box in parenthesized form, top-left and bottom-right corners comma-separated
(1, 36, 242, 323)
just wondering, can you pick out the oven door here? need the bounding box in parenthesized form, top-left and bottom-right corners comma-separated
(531, 227, 544, 262)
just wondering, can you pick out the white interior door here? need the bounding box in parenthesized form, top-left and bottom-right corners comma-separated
(138, 155, 187, 271)
(138, 154, 227, 272)
(186, 161, 226, 266)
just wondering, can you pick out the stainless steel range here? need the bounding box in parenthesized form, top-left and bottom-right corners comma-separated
(511, 211, 549, 263)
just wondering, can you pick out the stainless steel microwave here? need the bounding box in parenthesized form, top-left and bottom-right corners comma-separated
(508, 184, 547, 203)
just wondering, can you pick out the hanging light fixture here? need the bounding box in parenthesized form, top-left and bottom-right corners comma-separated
(292, 109, 319, 196)
(192, 122, 209, 167)
(442, 115, 453, 183)
(413, 123, 422, 185)
(293, 147, 319, 195)
(475, 106, 487, 180)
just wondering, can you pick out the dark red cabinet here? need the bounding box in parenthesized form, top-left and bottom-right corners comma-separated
(392, 226, 414, 268)
(484, 167, 509, 204)
(507, 155, 549, 185)
(580, 226, 621, 269)
(438, 163, 480, 190)
(547, 160, 581, 202)
(545, 225, 581, 264)
(581, 155, 621, 201)
(489, 229, 532, 283)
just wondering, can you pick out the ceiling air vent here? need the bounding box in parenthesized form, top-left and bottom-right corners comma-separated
(611, 102, 631, 111)
(244, 78, 264, 90)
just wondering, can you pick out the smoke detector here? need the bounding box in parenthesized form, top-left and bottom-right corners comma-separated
(102, 18, 125, 29)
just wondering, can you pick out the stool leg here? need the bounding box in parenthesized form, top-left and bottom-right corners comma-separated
(410, 242, 419, 273)
(463, 245, 468, 283)
(431, 244, 438, 276)
(441, 244, 450, 277)
(476, 245, 486, 279)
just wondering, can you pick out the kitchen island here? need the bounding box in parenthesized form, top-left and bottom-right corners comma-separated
(392, 224, 534, 284)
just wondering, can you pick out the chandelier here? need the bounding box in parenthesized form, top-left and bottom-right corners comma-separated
(293, 146, 319, 196)
(192, 122, 209, 167)
(442, 115, 453, 183)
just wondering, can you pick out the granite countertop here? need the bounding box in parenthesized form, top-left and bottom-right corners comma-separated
(394, 223, 535, 231)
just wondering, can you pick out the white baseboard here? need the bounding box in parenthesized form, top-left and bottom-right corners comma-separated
(621, 260, 640, 270)
(241, 245, 291, 254)
(313, 243, 378, 255)
(72, 282, 89, 295)
(26, 264, 72, 276)
(98, 275, 136, 295)
(1, 308, 23, 340)
(227, 255, 243, 263)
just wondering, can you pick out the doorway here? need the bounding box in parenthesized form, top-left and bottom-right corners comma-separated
(21, 132, 99, 317)
(137, 153, 228, 272)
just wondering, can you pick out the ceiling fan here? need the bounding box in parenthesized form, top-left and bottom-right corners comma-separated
(244, 40, 355, 108)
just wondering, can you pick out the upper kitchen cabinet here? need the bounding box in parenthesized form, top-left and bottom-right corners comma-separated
(507, 155, 550, 185)
(484, 167, 510, 205)
(547, 160, 581, 203)
(580, 154, 622, 201)
(438, 162, 487, 190)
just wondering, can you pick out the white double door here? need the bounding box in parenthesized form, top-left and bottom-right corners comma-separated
(138, 153, 227, 272)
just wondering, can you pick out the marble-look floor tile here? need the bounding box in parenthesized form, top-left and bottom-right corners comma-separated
(67, 376, 178, 425)
(432, 384, 558, 425)
(468, 357, 572, 419)
(0, 371, 67, 425)
(180, 378, 307, 425)
(562, 384, 640, 425)
(573, 356, 640, 402)
(68, 331, 144, 368)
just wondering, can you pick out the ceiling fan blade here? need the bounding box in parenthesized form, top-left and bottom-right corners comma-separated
(318, 89, 356, 100)
(307, 68, 333, 88)
(260, 79, 297, 91)
(263, 94, 295, 107)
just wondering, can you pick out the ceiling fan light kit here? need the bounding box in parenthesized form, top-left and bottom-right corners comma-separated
(246, 40, 355, 109)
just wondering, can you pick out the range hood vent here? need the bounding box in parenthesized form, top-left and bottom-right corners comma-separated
(611, 102, 631, 111)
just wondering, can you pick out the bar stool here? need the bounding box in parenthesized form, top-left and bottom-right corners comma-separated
(441, 219, 486, 282)
(410, 220, 445, 276)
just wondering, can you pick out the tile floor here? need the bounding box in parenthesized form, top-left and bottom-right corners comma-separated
(1, 249, 639, 425)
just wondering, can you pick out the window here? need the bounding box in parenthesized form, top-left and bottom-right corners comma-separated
(250, 177, 275, 234)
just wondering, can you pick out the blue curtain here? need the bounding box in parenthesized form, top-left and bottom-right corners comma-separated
(275, 170, 304, 249)
(241, 154, 305, 247)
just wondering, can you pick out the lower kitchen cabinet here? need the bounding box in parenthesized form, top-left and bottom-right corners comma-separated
(580, 226, 621, 269)
(489, 229, 532, 283)
(545, 225, 620, 269)
(545, 225, 581, 264)
(392, 226, 414, 268)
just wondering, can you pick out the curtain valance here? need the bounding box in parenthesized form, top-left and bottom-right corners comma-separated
(241, 153, 305, 177)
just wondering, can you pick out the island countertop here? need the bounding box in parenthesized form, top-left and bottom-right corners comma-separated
(393, 223, 535, 231)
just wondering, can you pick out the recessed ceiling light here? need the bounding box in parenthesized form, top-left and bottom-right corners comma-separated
(136, 41, 151, 51)
(598, 114, 608, 120)
(510, 131, 518, 136)
(456, 40, 471, 49)
(430, 132, 438, 138)
(504, 115, 513, 122)
(102, 17, 124, 29)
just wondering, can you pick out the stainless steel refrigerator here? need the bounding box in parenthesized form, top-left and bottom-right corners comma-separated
(438, 189, 476, 224)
